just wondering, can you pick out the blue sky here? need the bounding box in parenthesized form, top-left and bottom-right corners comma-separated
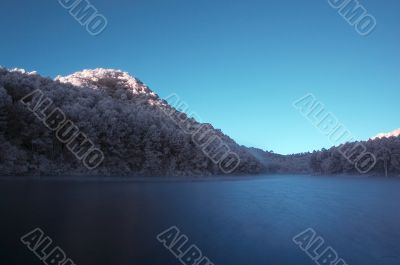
(1, 0, 399, 154)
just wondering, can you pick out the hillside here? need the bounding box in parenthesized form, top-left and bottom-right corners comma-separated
(0, 68, 263, 177)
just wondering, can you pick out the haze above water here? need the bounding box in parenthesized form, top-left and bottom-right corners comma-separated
(1, 175, 399, 265)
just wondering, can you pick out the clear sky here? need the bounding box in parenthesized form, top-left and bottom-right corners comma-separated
(1, 0, 399, 154)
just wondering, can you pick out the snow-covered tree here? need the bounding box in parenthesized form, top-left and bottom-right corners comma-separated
(0, 68, 264, 177)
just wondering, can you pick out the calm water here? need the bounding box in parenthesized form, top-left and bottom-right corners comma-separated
(0, 175, 399, 265)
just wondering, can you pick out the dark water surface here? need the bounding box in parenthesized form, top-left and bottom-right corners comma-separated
(0, 175, 399, 265)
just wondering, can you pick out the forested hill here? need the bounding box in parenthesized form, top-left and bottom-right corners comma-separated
(246, 136, 400, 177)
(0, 68, 263, 177)
(0, 68, 398, 178)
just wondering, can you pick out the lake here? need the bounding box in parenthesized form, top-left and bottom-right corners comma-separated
(0, 175, 399, 265)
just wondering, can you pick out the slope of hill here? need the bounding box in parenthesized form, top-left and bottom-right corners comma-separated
(0, 68, 264, 177)
(246, 147, 312, 174)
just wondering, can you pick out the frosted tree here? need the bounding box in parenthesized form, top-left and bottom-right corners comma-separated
(0, 86, 11, 135)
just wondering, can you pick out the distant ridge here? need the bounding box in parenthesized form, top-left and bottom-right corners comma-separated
(372, 129, 400, 140)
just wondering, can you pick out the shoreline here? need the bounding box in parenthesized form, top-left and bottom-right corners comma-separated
(0, 173, 398, 183)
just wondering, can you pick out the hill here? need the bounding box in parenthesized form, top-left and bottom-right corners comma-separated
(0, 68, 263, 177)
